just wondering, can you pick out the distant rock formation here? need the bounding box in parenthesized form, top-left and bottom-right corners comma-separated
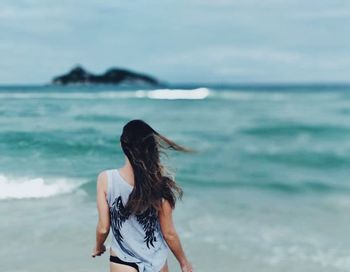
(52, 65, 159, 86)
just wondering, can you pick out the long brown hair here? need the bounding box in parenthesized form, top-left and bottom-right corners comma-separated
(120, 119, 195, 215)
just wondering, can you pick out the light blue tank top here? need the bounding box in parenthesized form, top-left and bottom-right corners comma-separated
(106, 168, 169, 272)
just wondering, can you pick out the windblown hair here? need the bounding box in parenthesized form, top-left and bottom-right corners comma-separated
(120, 119, 195, 215)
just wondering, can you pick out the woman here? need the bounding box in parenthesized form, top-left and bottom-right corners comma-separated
(92, 119, 194, 272)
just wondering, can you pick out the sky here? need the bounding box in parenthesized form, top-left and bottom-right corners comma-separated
(0, 0, 349, 84)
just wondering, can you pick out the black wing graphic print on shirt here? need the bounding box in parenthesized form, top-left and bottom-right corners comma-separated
(109, 196, 136, 257)
(136, 207, 158, 249)
(110, 196, 159, 251)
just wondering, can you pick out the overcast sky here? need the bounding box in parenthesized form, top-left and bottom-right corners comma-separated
(0, 0, 349, 84)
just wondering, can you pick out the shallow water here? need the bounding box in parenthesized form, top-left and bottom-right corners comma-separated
(1, 85, 350, 271)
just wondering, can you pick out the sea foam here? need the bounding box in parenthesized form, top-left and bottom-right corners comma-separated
(136, 87, 210, 100)
(0, 88, 211, 100)
(0, 174, 82, 200)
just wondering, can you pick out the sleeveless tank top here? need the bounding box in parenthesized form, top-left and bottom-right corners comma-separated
(106, 168, 169, 272)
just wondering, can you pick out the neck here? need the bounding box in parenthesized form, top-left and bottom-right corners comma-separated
(119, 156, 135, 186)
(123, 156, 134, 176)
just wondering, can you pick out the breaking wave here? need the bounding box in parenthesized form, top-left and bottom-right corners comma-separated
(0, 174, 84, 200)
(0, 88, 211, 100)
(135, 87, 210, 100)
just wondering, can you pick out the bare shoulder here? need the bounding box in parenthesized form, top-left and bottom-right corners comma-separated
(97, 170, 108, 180)
(96, 170, 108, 191)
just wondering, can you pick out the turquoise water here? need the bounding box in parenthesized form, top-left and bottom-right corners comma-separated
(1, 85, 350, 272)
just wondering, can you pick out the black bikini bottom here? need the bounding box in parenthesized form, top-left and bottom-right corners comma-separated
(110, 255, 139, 271)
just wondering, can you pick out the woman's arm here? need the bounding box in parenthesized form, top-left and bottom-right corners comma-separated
(92, 171, 110, 257)
(159, 199, 193, 272)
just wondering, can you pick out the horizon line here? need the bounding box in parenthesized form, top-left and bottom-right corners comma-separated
(0, 81, 349, 88)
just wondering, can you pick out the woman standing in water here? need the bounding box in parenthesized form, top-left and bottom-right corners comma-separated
(92, 119, 194, 272)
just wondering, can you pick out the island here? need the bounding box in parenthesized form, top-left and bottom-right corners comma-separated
(52, 65, 159, 86)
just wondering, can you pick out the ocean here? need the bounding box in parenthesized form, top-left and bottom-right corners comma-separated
(0, 84, 350, 272)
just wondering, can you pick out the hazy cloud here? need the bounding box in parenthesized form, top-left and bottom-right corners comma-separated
(0, 0, 349, 83)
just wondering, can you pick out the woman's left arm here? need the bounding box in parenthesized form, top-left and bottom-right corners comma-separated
(92, 171, 110, 257)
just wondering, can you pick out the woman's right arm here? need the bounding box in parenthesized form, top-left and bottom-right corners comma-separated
(159, 199, 193, 272)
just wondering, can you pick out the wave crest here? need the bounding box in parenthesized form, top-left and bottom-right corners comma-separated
(136, 87, 210, 100)
(0, 174, 83, 200)
(0, 88, 211, 100)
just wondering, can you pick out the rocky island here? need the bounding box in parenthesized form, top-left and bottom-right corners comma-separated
(52, 66, 159, 86)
